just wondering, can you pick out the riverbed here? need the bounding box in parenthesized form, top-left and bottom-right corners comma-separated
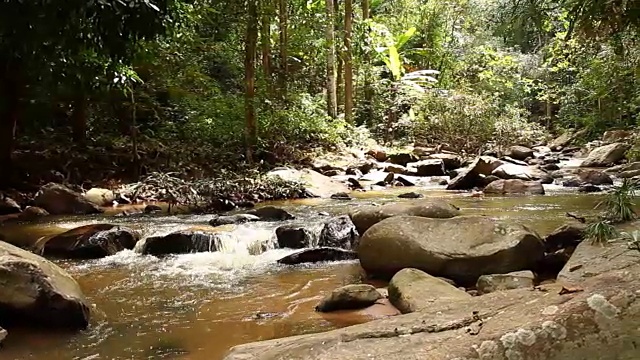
(0, 186, 602, 359)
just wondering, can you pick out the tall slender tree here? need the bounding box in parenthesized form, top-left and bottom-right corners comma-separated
(261, 0, 273, 95)
(278, 0, 289, 98)
(344, 0, 354, 122)
(325, 0, 338, 118)
(245, 0, 259, 162)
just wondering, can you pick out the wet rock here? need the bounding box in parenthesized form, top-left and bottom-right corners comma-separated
(0, 195, 20, 215)
(548, 128, 587, 150)
(346, 178, 363, 190)
(406, 159, 446, 176)
(275, 225, 313, 249)
(491, 163, 551, 183)
(446, 156, 503, 190)
(580, 142, 630, 167)
(394, 175, 414, 186)
(501, 156, 529, 166)
(225, 248, 640, 360)
(478, 174, 500, 188)
(330, 192, 353, 200)
(16, 206, 49, 221)
(602, 129, 634, 143)
(360, 171, 393, 184)
(579, 184, 602, 193)
(138, 231, 222, 256)
(354, 160, 376, 175)
(36, 224, 139, 259)
(541, 163, 560, 171)
(505, 145, 534, 161)
(387, 153, 418, 166)
(266, 168, 349, 198)
(345, 167, 363, 177)
(0, 326, 6, 344)
(209, 214, 260, 226)
(412, 147, 435, 157)
(246, 206, 295, 221)
(84, 188, 116, 206)
(427, 153, 462, 170)
(0, 240, 91, 329)
(533, 145, 552, 155)
(318, 216, 359, 250)
(366, 149, 388, 162)
(276, 247, 357, 265)
(144, 204, 163, 213)
(562, 177, 583, 187)
(315, 284, 383, 312)
(358, 215, 545, 285)
(483, 179, 545, 195)
(476, 270, 535, 295)
(34, 183, 103, 215)
(388, 268, 470, 314)
(383, 163, 407, 174)
(397, 192, 423, 199)
(349, 200, 460, 235)
(575, 169, 613, 185)
(544, 222, 587, 252)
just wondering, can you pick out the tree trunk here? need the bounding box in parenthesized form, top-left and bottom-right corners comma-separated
(325, 0, 337, 118)
(130, 90, 140, 180)
(278, 0, 288, 99)
(362, 0, 372, 124)
(335, 0, 343, 107)
(344, 0, 354, 122)
(0, 60, 20, 187)
(261, 0, 273, 96)
(71, 94, 88, 146)
(246, 0, 259, 163)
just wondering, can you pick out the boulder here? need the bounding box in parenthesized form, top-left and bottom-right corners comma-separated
(266, 168, 349, 198)
(366, 149, 388, 162)
(619, 169, 640, 178)
(315, 284, 383, 312)
(246, 206, 295, 221)
(428, 153, 462, 170)
(36, 224, 139, 259)
(318, 216, 359, 250)
(144, 204, 163, 213)
(360, 171, 393, 184)
(276, 225, 313, 249)
(541, 163, 560, 171)
(579, 184, 602, 193)
(388, 268, 470, 314)
(483, 179, 545, 195)
(277, 247, 357, 265)
(478, 174, 500, 188)
(544, 222, 587, 252)
(501, 156, 529, 166)
(412, 147, 435, 157)
(358, 215, 545, 285)
(224, 259, 640, 360)
(84, 188, 116, 206)
(0, 241, 91, 329)
(562, 178, 582, 188)
(505, 145, 534, 161)
(387, 153, 418, 166)
(446, 156, 504, 190)
(491, 163, 551, 183)
(558, 239, 638, 283)
(602, 129, 634, 143)
(476, 270, 535, 295)
(574, 169, 613, 185)
(209, 214, 260, 226)
(383, 163, 407, 174)
(349, 200, 460, 235)
(137, 231, 223, 256)
(580, 143, 630, 167)
(397, 192, 423, 199)
(548, 128, 587, 150)
(330, 192, 352, 200)
(34, 183, 103, 215)
(0, 326, 6, 344)
(406, 159, 446, 176)
(606, 161, 640, 174)
(16, 206, 49, 221)
(0, 195, 20, 215)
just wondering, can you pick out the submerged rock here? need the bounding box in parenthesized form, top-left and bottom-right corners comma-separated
(358, 215, 545, 285)
(397, 192, 423, 199)
(137, 231, 223, 256)
(34, 183, 103, 215)
(245, 206, 295, 221)
(277, 247, 357, 265)
(388, 268, 470, 314)
(276, 225, 313, 249)
(476, 270, 535, 295)
(580, 142, 630, 167)
(330, 192, 353, 200)
(0, 240, 91, 329)
(36, 224, 139, 259)
(209, 214, 260, 226)
(349, 200, 460, 235)
(318, 216, 359, 249)
(315, 284, 383, 312)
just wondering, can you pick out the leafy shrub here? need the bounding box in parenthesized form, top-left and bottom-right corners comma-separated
(585, 221, 618, 245)
(596, 178, 638, 223)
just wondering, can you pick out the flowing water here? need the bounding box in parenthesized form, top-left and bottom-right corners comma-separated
(0, 186, 602, 360)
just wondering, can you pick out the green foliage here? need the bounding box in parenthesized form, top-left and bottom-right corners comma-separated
(620, 230, 640, 252)
(596, 179, 639, 223)
(584, 221, 618, 245)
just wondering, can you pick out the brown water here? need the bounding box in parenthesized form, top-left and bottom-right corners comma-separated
(0, 186, 603, 360)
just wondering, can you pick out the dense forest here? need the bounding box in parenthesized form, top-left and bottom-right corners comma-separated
(0, 0, 638, 189)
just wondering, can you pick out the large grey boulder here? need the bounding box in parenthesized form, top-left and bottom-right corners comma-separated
(447, 156, 504, 190)
(580, 143, 630, 167)
(349, 200, 460, 235)
(483, 179, 545, 195)
(35, 224, 139, 259)
(224, 263, 640, 360)
(276, 225, 313, 249)
(406, 159, 446, 176)
(266, 168, 349, 198)
(34, 183, 103, 215)
(491, 163, 551, 183)
(358, 215, 545, 285)
(0, 241, 91, 329)
(505, 145, 534, 161)
(136, 231, 223, 256)
(388, 268, 470, 313)
(318, 216, 359, 250)
(315, 284, 383, 312)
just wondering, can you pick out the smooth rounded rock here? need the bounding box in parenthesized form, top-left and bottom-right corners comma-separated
(388, 268, 470, 313)
(315, 284, 383, 312)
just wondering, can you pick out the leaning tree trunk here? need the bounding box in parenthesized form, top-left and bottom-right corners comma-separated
(245, 0, 259, 163)
(278, 0, 288, 99)
(344, 0, 354, 122)
(0, 60, 21, 187)
(325, 0, 337, 118)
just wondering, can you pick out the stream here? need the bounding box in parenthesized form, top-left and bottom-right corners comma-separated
(0, 186, 602, 360)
